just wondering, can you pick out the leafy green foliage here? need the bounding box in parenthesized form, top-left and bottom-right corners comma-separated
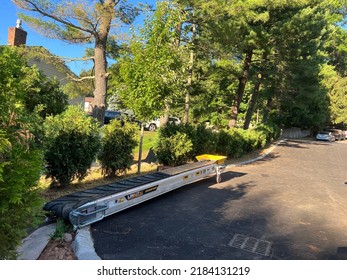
(216, 125, 279, 158)
(21, 65, 68, 118)
(154, 123, 278, 166)
(0, 47, 44, 259)
(154, 128, 193, 166)
(115, 0, 187, 121)
(154, 123, 218, 166)
(328, 76, 347, 125)
(44, 106, 101, 186)
(0, 46, 67, 122)
(0, 133, 44, 259)
(98, 120, 138, 177)
(50, 219, 73, 241)
(193, 124, 218, 156)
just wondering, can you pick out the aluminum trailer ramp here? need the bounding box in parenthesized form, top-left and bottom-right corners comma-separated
(43, 155, 226, 228)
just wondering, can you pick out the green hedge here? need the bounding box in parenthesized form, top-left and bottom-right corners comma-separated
(154, 123, 279, 166)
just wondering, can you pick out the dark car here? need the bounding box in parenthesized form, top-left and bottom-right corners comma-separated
(104, 110, 124, 124)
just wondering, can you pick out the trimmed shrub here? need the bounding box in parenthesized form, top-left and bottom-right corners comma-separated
(44, 106, 101, 186)
(215, 129, 233, 157)
(154, 123, 279, 166)
(216, 125, 279, 158)
(98, 120, 138, 177)
(192, 124, 218, 156)
(154, 123, 217, 166)
(223, 129, 245, 158)
(154, 130, 193, 166)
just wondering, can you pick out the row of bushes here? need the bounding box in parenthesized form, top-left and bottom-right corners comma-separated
(44, 107, 280, 184)
(44, 106, 138, 186)
(154, 123, 280, 166)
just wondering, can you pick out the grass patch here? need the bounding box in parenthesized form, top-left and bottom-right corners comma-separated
(133, 131, 157, 160)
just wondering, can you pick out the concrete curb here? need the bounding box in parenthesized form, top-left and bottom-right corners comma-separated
(226, 139, 285, 168)
(16, 223, 56, 260)
(73, 226, 100, 260)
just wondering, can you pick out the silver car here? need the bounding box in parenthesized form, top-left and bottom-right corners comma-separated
(316, 131, 335, 142)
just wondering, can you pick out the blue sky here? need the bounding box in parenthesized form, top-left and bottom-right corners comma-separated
(0, 0, 155, 74)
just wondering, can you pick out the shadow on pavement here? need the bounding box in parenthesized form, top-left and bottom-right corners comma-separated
(91, 176, 262, 260)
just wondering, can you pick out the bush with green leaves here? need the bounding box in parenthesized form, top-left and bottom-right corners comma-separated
(154, 123, 217, 166)
(254, 124, 280, 143)
(191, 124, 218, 156)
(0, 130, 44, 259)
(216, 125, 279, 158)
(154, 122, 279, 166)
(154, 129, 193, 166)
(98, 120, 138, 177)
(44, 106, 101, 186)
(0, 46, 46, 259)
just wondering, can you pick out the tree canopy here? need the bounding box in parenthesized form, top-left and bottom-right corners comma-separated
(13, 0, 347, 129)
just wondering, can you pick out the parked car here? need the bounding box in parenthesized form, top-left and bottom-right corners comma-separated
(325, 128, 345, 141)
(316, 131, 335, 142)
(144, 117, 181, 132)
(104, 110, 124, 124)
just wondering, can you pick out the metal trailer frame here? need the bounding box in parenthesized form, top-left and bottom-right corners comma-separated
(44, 155, 226, 229)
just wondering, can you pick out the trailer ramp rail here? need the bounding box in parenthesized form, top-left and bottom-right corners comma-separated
(43, 154, 226, 228)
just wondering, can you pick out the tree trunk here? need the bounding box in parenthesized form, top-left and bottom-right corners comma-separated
(228, 49, 253, 128)
(92, 0, 115, 124)
(160, 102, 170, 126)
(93, 40, 108, 124)
(243, 73, 264, 130)
(262, 97, 273, 124)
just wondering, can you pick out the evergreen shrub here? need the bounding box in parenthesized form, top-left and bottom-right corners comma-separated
(154, 131, 193, 166)
(98, 120, 138, 177)
(216, 125, 279, 158)
(43, 106, 101, 186)
(154, 123, 217, 166)
(192, 124, 218, 156)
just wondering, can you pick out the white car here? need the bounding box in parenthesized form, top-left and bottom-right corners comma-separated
(144, 117, 181, 132)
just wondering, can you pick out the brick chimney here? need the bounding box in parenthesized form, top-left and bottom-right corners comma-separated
(8, 19, 27, 46)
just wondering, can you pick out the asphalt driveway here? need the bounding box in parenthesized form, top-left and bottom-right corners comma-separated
(91, 139, 347, 260)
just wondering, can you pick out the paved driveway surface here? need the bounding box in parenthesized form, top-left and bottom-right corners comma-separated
(91, 140, 347, 260)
